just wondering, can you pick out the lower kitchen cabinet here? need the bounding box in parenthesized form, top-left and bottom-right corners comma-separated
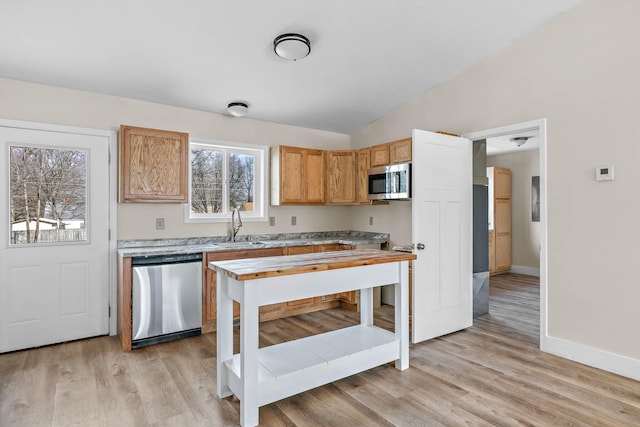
(284, 245, 316, 309)
(202, 243, 361, 332)
(203, 248, 284, 333)
(119, 242, 376, 350)
(313, 243, 359, 309)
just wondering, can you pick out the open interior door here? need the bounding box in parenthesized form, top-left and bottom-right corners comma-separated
(411, 129, 472, 343)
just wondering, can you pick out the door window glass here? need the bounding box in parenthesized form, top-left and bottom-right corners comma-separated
(9, 145, 87, 245)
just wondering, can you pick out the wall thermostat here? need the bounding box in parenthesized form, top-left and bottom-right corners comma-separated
(595, 166, 614, 181)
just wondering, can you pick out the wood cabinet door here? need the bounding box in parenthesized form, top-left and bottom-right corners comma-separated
(370, 143, 390, 167)
(489, 167, 511, 274)
(326, 150, 356, 204)
(356, 148, 371, 203)
(119, 125, 188, 203)
(338, 291, 359, 304)
(304, 149, 326, 203)
(495, 233, 511, 272)
(494, 168, 512, 199)
(286, 246, 314, 255)
(389, 138, 412, 163)
(495, 199, 511, 234)
(488, 230, 496, 273)
(280, 146, 305, 203)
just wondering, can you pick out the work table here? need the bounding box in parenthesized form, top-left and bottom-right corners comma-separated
(210, 249, 416, 426)
(211, 249, 415, 280)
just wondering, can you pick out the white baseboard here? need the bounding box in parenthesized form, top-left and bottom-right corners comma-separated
(546, 336, 640, 381)
(509, 265, 540, 277)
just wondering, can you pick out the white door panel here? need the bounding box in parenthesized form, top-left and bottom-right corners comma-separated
(411, 129, 472, 343)
(0, 126, 110, 352)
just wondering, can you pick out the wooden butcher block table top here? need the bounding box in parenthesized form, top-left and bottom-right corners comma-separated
(209, 249, 416, 281)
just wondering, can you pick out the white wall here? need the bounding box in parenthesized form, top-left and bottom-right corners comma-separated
(351, 0, 640, 365)
(0, 78, 353, 240)
(488, 150, 540, 270)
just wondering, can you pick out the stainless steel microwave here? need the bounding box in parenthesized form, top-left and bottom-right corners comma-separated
(367, 162, 411, 200)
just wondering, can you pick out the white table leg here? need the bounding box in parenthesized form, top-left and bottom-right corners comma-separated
(395, 261, 409, 370)
(240, 279, 260, 427)
(360, 287, 373, 326)
(216, 272, 233, 397)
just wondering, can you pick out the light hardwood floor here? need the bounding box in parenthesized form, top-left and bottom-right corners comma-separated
(2, 273, 639, 426)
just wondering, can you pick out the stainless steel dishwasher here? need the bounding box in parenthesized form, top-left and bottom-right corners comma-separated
(131, 253, 202, 348)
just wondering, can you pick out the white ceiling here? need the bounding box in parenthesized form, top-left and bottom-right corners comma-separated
(0, 0, 585, 134)
(487, 130, 540, 156)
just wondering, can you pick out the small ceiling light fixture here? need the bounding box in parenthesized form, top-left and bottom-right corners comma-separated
(510, 136, 530, 147)
(274, 33, 311, 61)
(227, 102, 248, 117)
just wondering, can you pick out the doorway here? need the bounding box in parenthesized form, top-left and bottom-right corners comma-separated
(463, 119, 547, 350)
(0, 120, 117, 352)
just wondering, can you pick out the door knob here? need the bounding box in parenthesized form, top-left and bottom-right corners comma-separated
(416, 243, 425, 250)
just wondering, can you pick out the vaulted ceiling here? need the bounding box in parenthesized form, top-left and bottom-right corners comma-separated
(0, 0, 585, 134)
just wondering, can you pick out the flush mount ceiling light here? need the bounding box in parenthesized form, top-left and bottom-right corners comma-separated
(227, 102, 248, 117)
(510, 136, 530, 147)
(274, 33, 311, 61)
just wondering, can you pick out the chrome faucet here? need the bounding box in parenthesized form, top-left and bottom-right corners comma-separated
(231, 207, 242, 242)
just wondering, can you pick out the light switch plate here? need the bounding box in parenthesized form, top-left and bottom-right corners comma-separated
(291, 216, 297, 226)
(269, 216, 276, 226)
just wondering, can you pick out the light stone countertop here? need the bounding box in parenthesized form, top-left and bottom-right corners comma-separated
(117, 230, 389, 258)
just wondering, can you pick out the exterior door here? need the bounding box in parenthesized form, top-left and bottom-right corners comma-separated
(0, 124, 111, 352)
(411, 129, 472, 343)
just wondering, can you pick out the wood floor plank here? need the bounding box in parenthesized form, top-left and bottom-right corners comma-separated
(2, 273, 639, 426)
(335, 373, 454, 427)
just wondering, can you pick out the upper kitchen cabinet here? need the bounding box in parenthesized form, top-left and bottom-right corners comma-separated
(389, 138, 412, 163)
(370, 138, 412, 167)
(326, 150, 356, 205)
(119, 125, 189, 203)
(271, 145, 326, 205)
(356, 148, 371, 204)
(370, 143, 390, 167)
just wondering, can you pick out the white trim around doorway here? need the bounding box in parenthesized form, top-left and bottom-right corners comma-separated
(0, 118, 118, 336)
(463, 118, 548, 352)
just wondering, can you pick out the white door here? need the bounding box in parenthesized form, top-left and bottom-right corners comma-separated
(411, 129, 472, 343)
(0, 125, 111, 352)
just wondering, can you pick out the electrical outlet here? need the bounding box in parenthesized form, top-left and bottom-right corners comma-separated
(291, 216, 297, 226)
(369, 216, 374, 226)
(269, 216, 276, 226)
(155, 218, 165, 230)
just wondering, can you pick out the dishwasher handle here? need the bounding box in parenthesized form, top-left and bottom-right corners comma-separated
(131, 252, 203, 266)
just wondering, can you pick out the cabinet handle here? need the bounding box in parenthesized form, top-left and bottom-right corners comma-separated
(416, 243, 425, 250)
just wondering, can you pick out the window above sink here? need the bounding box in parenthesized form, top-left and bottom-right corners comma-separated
(185, 138, 268, 223)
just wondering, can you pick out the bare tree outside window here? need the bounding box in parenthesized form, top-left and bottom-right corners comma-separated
(229, 153, 254, 212)
(190, 145, 257, 216)
(9, 146, 87, 244)
(190, 148, 223, 213)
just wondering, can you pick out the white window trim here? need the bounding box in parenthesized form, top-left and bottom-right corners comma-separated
(184, 138, 268, 223)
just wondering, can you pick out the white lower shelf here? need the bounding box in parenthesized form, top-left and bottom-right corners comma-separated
(223, 324, 399, 406)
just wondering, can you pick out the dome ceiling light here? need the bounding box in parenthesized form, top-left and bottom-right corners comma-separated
(227, 102, 248, 117)
(510, 136, 530, 147)
(273, 33, 311, 61)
